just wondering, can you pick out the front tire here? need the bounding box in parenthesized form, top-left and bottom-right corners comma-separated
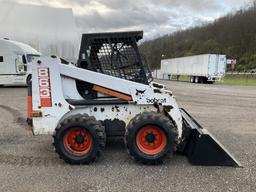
(53, 114, 106, 164)
(190, 76, 195, 83)
(125, 112, 178, 164)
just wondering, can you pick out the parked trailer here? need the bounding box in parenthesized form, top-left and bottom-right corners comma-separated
(0, 39, 40, 86)
(161, 54, 227, 83)
(152, 69, 170, 80)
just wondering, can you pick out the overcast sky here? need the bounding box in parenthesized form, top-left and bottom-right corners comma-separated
(1, 0, 254, 39)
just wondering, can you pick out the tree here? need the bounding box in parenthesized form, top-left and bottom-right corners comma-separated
(140, 3, 256, 71)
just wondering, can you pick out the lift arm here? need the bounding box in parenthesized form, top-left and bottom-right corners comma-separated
(60, 63, 149, 96)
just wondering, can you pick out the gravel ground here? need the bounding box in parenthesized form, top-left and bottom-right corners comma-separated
(0, 81, 255, 192)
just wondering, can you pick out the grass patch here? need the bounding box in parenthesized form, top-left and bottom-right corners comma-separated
(178, 76, 191, 81)
(218, 74, 256, 86)
(170, 75, 190, 81)
(169, 74, 256, 86)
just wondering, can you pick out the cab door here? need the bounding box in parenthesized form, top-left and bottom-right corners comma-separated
(15, 55, 27, 74)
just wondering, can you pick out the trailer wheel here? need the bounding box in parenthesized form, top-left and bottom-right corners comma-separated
(194, 76, 199, 83)
(201, 77, 208, 84)
(53, 114, 106, 164)
(199, 77, 205, 84)
(190, 76, 195, 83)
(125, 112, 178, 164)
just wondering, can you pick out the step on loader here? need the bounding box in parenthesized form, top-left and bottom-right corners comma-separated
(27, 31, 241, 166)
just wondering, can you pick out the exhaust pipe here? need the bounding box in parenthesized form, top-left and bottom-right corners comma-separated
(180, 108, 241, 167)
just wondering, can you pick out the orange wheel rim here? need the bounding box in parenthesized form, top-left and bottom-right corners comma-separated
(63, 128, 93, 156)
(136, 125, 167, 155)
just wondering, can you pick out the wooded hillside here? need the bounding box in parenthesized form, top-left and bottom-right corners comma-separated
(140, 3, 256, 71)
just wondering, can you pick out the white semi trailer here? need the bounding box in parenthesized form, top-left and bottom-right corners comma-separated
(0, 39, 40, 86)
(161, 54, 227, 83)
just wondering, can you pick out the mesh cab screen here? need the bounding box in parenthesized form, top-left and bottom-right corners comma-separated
(78, 31, 148, 84)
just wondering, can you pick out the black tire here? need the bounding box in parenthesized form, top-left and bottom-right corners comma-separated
(190, 76, 195, 83)
(124, 112, 178, 165)
(201, 77, 207, 84)
(53, 114, 106, 164)
(199, 77, 205, 84)
(26, 75, 32, 86)
(194, 76, 199, 83)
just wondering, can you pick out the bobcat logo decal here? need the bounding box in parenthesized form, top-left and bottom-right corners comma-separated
(136, 89, 146, 99)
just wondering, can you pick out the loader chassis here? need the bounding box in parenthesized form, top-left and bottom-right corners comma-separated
(31, 57, 183, 138)
(28, 31, 240, 166)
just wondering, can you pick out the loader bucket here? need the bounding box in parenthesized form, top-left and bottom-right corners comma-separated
(180, 109, 241, 167)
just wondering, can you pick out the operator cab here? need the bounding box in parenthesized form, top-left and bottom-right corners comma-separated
(76, 31, 151, 99)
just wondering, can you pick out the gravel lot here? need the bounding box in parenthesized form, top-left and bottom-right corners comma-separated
(0, 81, 255, 192)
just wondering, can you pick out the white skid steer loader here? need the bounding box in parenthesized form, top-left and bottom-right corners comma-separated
(27, 31, 241, 166)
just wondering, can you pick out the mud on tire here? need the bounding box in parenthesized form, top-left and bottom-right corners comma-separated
(124, 112, 178, 165)
(53, 114, 106, 164)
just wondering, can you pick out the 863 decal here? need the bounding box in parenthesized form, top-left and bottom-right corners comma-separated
(38, 68, 52, 107)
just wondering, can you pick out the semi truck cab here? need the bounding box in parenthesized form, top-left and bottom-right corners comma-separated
(0, 39, 40, 86)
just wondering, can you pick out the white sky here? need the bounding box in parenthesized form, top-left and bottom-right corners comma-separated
(0, 0, 254, 39)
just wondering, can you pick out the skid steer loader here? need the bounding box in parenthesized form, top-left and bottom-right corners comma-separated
(27, 31, 241, 166)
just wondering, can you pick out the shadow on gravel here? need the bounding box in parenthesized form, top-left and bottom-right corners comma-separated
(105, 138, 189, 166)
(0, 154, 63, 167)
(0, 140, 189, 167)
(0, 85, 27, 88)
(106, 138, 125, 149)
(0, 105, 28, 128)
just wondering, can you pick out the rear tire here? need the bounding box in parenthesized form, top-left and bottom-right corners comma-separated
(125, 112, 178, 165)
(194, 76, 199, 83)
(53, 114, 106, 164)
(199, 77, 206, 84)
(201, 77, 207, 84)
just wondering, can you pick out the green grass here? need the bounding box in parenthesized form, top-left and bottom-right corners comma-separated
(170, 74, 256, 86)
(178, 76, 191, 81)
(170, 75, 190, 81)
(218, 74, 256, 86)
